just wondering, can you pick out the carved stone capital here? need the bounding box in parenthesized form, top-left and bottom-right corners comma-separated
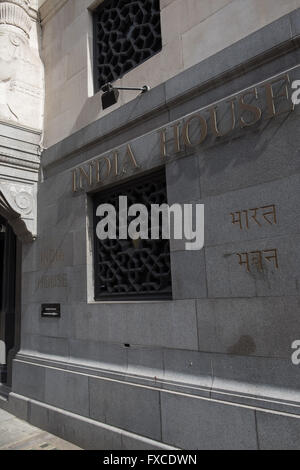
(0, 180, 37, 242)
(0, 0, 32, 37)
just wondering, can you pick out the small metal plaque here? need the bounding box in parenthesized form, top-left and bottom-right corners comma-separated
(41, 304, 61, 318)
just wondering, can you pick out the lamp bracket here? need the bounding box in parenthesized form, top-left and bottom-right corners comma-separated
(101, 83, 150, 94)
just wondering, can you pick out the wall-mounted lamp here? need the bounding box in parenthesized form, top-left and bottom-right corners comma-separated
(101, 83, 150, 110)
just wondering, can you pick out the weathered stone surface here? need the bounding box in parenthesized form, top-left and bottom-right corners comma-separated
(166, 155, 200, 204)
(12, 361, 45, 402)
(196, 297, 300, 358)
(211, 353, 300, 403)
(256, 411, 300, 450)
(72, 300, 198, 351)
(45, 368, 89, 417)
(161, 392, 258, 449)
(89, 378, 162, 441)
(171, 250, 207, 299)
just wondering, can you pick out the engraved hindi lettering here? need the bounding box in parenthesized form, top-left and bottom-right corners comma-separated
(237, 249, 279, 272)
(231, 205, 277, 230)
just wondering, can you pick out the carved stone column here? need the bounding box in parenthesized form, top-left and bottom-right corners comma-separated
(0, 0, 44, 129)
(0, 0, 44, 242)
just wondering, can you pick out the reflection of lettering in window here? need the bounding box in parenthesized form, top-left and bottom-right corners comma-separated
(231, 205, 277, 230)
(93, 0, 162, 92)
(237, 249, 279, 272)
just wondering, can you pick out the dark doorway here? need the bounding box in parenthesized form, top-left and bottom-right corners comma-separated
(0, 216, 17, 386)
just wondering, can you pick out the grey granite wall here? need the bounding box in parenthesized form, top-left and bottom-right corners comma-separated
(7, 10, 300, 450)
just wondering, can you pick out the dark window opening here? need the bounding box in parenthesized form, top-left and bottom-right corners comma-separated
(93, 0, 162, 93)
(93, 169, 172, 301)
(0, 217, 16, 385)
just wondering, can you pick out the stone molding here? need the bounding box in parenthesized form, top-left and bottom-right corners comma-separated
(39, 0, 67, 25)
(14, 351, 300, 420)
(0, 153, 40, 171)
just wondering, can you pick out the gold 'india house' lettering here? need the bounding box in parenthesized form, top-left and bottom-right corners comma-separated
(71, 73, 294, 192)
(72, 144, 139, 192)
(159, 73, 294, 158)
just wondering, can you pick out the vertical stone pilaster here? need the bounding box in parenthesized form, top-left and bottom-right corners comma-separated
(0, 1, 44, 243)
(0, 0, 44, 130)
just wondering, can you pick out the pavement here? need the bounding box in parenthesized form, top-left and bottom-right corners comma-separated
(0, 408, 81, 450)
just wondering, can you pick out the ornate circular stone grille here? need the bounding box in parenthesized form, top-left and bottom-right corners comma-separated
(93, 0, 162, 92)
(93, 169, 172, 301)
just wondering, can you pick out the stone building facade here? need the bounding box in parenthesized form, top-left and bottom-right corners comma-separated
(1, 0, 300, 450)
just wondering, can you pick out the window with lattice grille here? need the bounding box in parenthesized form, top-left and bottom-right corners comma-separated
(93, 170, 172, 301)
(93, 0, 162, 92)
